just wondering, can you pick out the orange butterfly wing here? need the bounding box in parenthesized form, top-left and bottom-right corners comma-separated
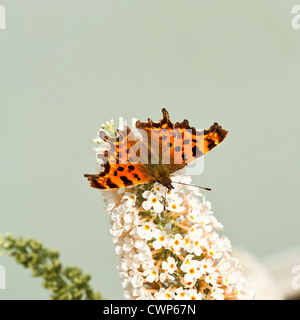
(135, 109, 228, 173)
(85, 109, 228, 190)
(84, 163, 155, 189)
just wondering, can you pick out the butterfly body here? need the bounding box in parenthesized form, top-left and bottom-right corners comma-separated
(141, 163, 181, 189)
(84, 109, 227, 190)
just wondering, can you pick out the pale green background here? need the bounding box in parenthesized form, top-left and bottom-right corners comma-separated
(0, 1, 300, 299)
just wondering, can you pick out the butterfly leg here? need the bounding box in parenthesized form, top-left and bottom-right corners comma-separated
(163, 186, 167, 211)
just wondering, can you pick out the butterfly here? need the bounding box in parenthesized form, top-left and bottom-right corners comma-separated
(84, 109, 228, 190)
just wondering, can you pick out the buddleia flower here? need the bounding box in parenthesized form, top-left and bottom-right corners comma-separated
(90, 117, 254, 300)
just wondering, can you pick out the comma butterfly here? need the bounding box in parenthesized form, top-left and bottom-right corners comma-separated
(84, 109, 227, 190)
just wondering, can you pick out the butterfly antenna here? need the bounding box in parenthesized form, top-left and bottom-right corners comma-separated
(172, 181, 212, 191)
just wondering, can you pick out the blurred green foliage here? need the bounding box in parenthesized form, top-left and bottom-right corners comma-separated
(0, 233, 103, 300)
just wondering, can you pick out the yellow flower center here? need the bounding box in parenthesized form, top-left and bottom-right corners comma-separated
(189, 268, 195, 274)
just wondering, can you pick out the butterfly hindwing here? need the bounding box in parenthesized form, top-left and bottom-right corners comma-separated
(84, 163, 155, 189)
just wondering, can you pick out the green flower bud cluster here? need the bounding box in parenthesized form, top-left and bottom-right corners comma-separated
(0, 233, 103, 300)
